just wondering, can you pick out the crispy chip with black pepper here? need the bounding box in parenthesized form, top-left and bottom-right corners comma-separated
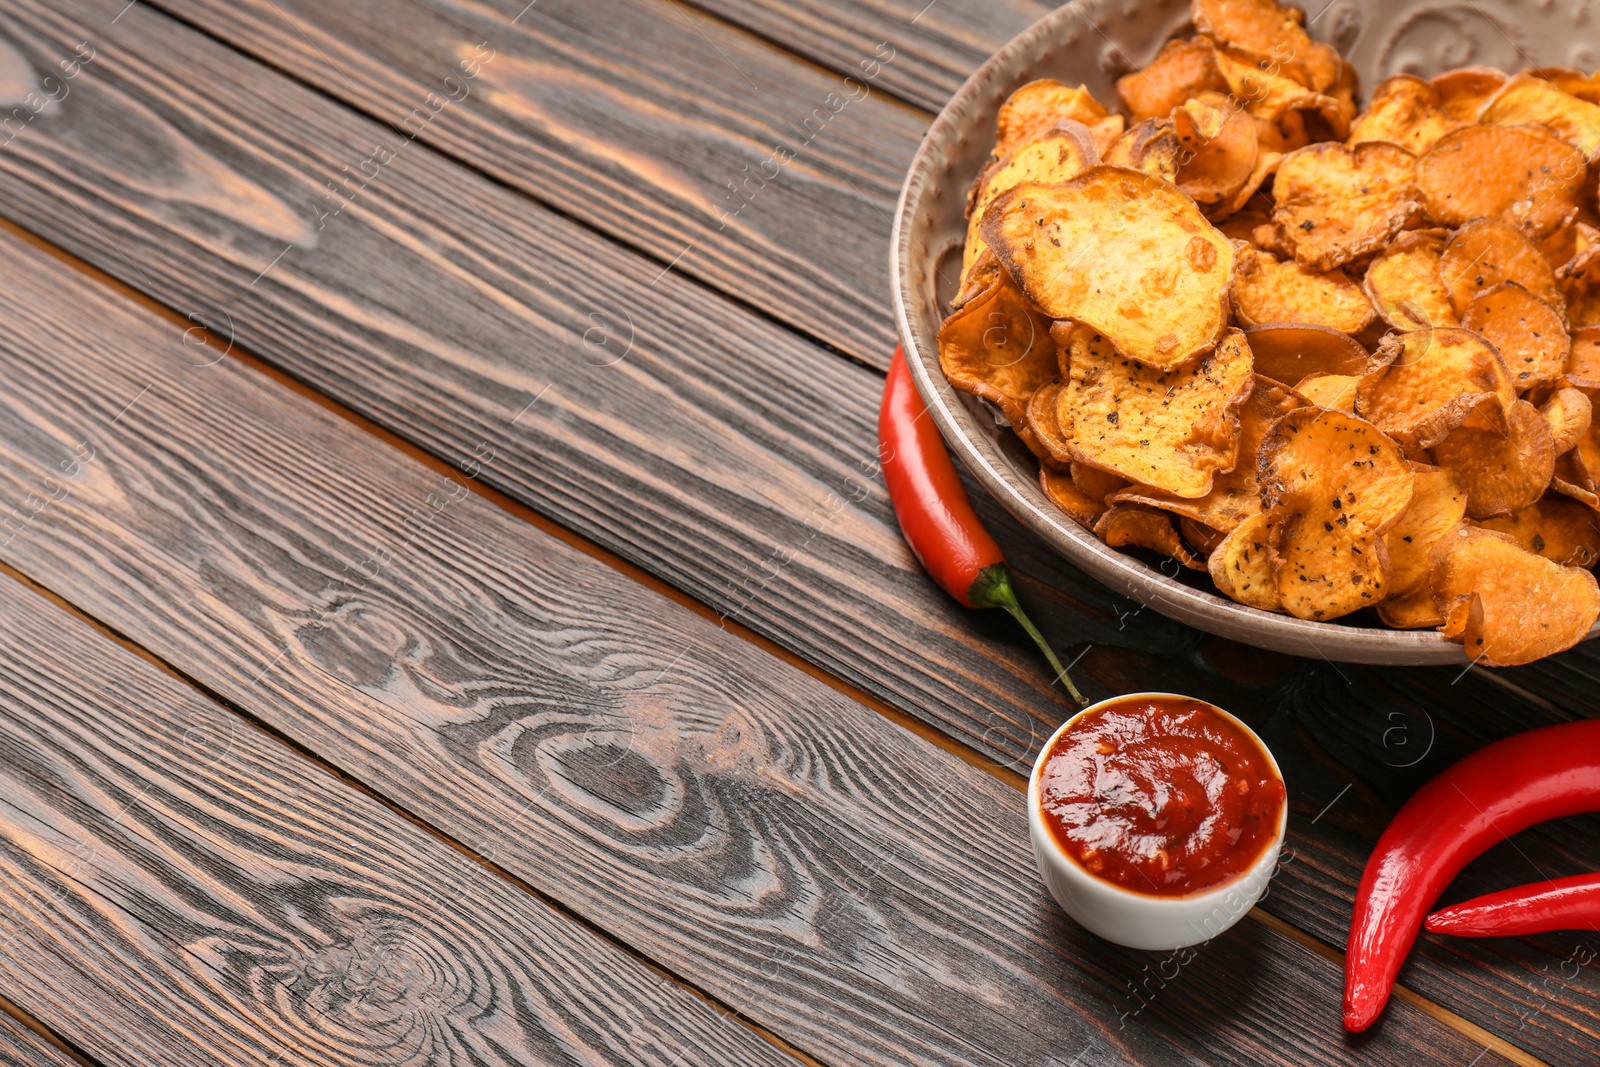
(963, 122, 1099, 290)
(1231, 246, 1376, 333)
(1208, 511, 1282, 610)
(1356, 328, 1517, 448)
(982, 169, 1236, 369)
(1258, 408, 1416, 620)
(1383, 467, 1468, 600)
(1432, 524, 1600, 666)
(1480, 72, 1600, 162)
(1461, 281, 1570, 391)
(1110, 374, 1306, 531)
(1439, 218, 1564, 318)
(1477, 493, 1600, 568)
(1273, 141, 1420, 270)
(1417, 125, 1586, 239)
(1055, 323, 1254, 498)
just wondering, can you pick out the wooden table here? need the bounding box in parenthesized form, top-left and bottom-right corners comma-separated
(0, 1, 1593, 1064)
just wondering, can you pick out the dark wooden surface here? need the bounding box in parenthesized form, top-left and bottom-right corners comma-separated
(0, 1015, 77, 1067)
(0, 0, 1590, 1063)
(0, 224, 1509, 1067)
(152, 0, 924, 363)
(0, 570, 797, 1067)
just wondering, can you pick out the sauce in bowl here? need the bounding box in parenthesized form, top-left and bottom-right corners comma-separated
(1037, 695, 1286, 897)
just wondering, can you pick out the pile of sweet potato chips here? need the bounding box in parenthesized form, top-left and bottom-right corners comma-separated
(939, 0, 1600, 665)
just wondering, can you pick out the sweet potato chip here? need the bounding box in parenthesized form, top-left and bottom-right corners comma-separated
(1431, 524, 1600, 666)
(1416, 125, 1586, 239)
(1348, 74, 1462, 155)
(1207, 146, 1284, 223)
(1210, 41, 1344, 132)
(1384, 467, 1468, 597)
(1231, 246, 1376, 332)
(1540, 386, 1592, 455)
(1532, 67, 1600, 106)
(1192, 0, 1340, 92)
(963, 122, 1099, 286)
(1040, 465, 1107, 527)
(1055, 323, 1254, 497)
(1481, 72, 1600, 162)
(1243, 322, 1387, 383)
(1182, 516, 1228, 556)
(1566, 400, 1600, 494)
(1565, 327, 1600, 388)
(1356, 231, 1459, 331)
(1296, 372, 1361, 411)
(1102, 118, 1183, 183)
(1439, 218, 1564, 318)
(1095, 505, 1205, 569)
(952, 247, 1003, 311)
(1566, 266, 1600, 330)
(1356, 327, 1516, 449)
(1364, 229, 1460, 329)
(1461, 281, 1571, 391)
(1072, 461, 1129, 503)
(1431, 398, 1556, 519)
(1219, 207, 1284, 252)
(938, 268, 1055, 426)
(1431, 67, 1509, 121)
(983, 170, 1236, 369)
(1117, 38, 1228, 122)
(1025, 380, 1074, 465)
(1109, 374, 1305, 531)
(1208, 511, 1282, 610)
(1273, 141, 1420, 270)
(1173, 93, 1259, 204)
(993, 80, 1109, 158)
(1477, 494, 1600, 568)
(1258, 408, 1416, 620)
(1378, 582, 1448, 629)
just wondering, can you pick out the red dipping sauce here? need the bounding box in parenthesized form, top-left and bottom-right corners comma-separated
(1038, 696, 1285, 897)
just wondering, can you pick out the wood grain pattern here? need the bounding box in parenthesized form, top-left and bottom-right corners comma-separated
(679, 0, 1053, 111)
(0, 1, 1589, 1060)
(0, 1015, 79, 1067)
(147, 0, 925, 363)
(0, 221, 1511, 1065)
(0, 586, 801, 1067)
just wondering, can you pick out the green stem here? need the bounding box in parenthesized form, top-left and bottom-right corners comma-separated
(968, 563, 1087, 706)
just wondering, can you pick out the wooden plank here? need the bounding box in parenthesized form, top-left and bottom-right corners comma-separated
(678, 0, 1051, 111)
(0, 228, 1510, 1065)
(0, 1014, 79, 1067)
(144, 0, 926, 363)
(0, 2, 1587, 1059)
(0, 591, 801, 1067)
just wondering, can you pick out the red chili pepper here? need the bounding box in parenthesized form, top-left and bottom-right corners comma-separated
(1345, 718, 1600, 1031)
(1425, 873, 1600, 937)
(878, 346, 1085, 705)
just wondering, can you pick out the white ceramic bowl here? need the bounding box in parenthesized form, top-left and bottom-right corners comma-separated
(1027, 692, 1288, 950)
(891, 0, 1600, 663)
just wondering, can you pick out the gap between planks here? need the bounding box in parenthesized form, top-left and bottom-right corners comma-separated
(0, 992, 101, 1067)
(0, 556, 826, 1067)
(137, 0, 897, 381)
(0, 184, 1548, 1067)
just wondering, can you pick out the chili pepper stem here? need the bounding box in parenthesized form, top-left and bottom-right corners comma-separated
(969, 563, 1087, 705)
